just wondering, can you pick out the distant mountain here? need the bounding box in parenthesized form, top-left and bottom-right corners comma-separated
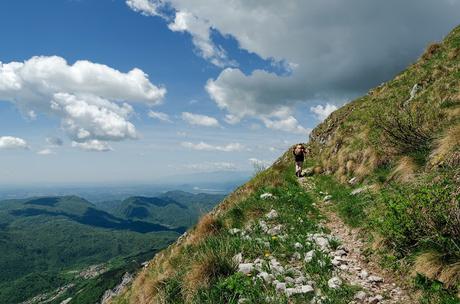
(0, 191, 225, 304)
(116, 191, 226, 228)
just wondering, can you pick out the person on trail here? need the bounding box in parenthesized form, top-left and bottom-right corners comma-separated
(293, 144, 307, 177)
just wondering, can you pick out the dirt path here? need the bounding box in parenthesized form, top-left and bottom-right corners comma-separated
(299, 177, 417, 304)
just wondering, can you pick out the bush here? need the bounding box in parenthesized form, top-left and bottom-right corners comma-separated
(377, 104, 435, 155)
(374, 174, 460, 259)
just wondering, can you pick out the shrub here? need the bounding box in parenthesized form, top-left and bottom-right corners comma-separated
(374, 174, 460, 259)
(377, 104, 435, 155)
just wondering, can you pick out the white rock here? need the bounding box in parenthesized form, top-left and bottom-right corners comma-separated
(304, 250, 315, 262)
(285, 288, 296, 297)
(323, 195, 332, 202)
(287, 276, 296, 282)
(238, 298, 249, 304)
(294, 242, 303, 249)
(260, 193, 275, 199)
(313, 236, 329, 250)
(292, 252, 302, 260)
(300, 285, 314, 293)
(348, 177, 358, 185)
(327, 277, 342, 289)
(238, 263, 254, 275)
(331, 257, 342, 266)
(275, 282, 287, 292)
(334, 249, 347, 256)
(233, 253, 243, 264)
(266, 209, 279, 219)
(259, 220, 269, 232)
(368, 295, 383, 303)
(354, 291, 367, 301)
(368, 275, 383, 283)
(229, 228, 241, 235)
(359, 270, 368, 279)
(339, 264, 348, 271)
(351, 186, 369, 195)
(267, 224, 283, 236)
(271, 265, 285, 274)
(269, 258, 280, 266)
(295, 276, 306, 284)
(257, 271, 274, 283)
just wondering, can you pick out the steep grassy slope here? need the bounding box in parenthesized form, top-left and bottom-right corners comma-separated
(112, 25, 460, 304)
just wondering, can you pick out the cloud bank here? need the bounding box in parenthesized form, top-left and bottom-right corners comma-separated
(0, 56, 166, 151)
(127, 0, 460, 126)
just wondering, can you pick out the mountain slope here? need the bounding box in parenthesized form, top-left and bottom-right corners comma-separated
(111, 25, 460, 304)
(117, 192, 226, 228)
(0, 196, 181, 303)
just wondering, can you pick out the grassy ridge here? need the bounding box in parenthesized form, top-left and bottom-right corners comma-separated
(112, 24, 460, 303)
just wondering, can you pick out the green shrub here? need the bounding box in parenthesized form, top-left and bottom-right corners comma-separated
(374, 174, 460, 259)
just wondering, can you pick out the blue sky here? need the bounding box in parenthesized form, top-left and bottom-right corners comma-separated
(1, 0, 459, 185)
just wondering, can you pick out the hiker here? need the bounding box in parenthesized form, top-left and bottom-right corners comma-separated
(293, 144, 307, 177)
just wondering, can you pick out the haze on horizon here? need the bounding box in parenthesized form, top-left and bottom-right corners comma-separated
(1, 0, 460, 185)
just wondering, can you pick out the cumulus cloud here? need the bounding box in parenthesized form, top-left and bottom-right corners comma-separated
(181, 141, 245, 152)
(148, 110, 172, 122)
(261, 116, 310, 135)
(71, 140, 113, 152)
(0, 55, 166, 150)
(126, 0, 162, 16)
(0, 136, 28, 150)
(128, 0, 460, 122)
(310, 103, 338, 121)
(181, 112, 220, 127)
(168, 11, 234, 67)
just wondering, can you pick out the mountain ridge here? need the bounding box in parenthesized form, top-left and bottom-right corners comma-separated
(109, 24, 460, 304)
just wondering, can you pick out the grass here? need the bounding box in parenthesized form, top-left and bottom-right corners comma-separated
(113, 160, 360, 303)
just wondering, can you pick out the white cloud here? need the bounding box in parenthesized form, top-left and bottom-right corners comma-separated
(168, 11, 235, 67)
(0, 55, 166, 150)
(181, 112, 220, 127)
(128, 0, 460, 121)
(71, 140, 113, 152)
(310, 103, 338, 121)
(261, 116, 310, 135)
(126, 0, 162, 16)
(181, 141, 245, 152)
(0, 136, 28, 150)
(37, 148, 55, 155)
(51, 93, 137, 142)
(148, 110, 172, 122)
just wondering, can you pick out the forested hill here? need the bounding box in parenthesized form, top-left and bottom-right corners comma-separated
(0, 191, 224, 304)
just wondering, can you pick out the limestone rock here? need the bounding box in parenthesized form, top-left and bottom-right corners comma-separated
(327, 277, 342, 289)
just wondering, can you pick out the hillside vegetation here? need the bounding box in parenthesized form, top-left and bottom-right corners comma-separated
(112, 25, 460, 304)
(0, 192, 224, 304)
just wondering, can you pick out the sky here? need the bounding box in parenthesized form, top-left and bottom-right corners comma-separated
(0, 0, 459, 185)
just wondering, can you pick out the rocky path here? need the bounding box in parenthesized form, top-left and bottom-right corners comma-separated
(299, 177, 416, 304)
